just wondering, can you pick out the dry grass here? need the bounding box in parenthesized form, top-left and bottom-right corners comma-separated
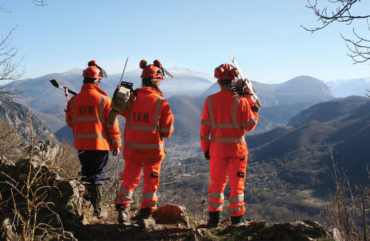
(0, 118, 25, 162)
(320, 149, 369, 241)
(0, 111, 79, 240)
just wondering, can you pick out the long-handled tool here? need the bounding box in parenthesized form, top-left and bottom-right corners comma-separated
(50, 79, 77, 96)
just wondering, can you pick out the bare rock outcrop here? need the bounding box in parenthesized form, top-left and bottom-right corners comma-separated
(0, 158, 84, 240)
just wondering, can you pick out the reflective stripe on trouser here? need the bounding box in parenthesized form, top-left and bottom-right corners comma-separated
(115, 186, 134, 207)
(117, 158, 162, 211)
(229, 193, 245, 216)
(209, 156, 248, 216)
(208, 191, 224, 212)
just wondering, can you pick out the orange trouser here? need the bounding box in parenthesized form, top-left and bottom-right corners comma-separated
(115, 158, 162, 212)
(208, 156, 247, 216)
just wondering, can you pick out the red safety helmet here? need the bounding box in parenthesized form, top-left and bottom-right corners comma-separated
(82, 60, 107, 80)
(140, 59, 164, 80)
(214, 64, 239, 80)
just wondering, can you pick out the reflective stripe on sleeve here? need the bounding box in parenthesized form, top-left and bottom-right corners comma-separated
(210, 137, 245, 143)
(201, 120, 211, 125)
(124, 141, 163, 149)
(200, 135, 209, 141)
(111, 138, 122, 144)
(152, 96, 163, 128)
(240, 118, 256, 127)
(160, 125, 174, 133)
(230, 194, 244, 204)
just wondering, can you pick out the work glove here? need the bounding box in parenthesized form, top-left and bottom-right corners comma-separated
(64, 87, 70, 101)
(112, 147, 120, 156)
(251, 105, 259, 113)
(204, 151, 210, 160)
(235, 79, 252, 95)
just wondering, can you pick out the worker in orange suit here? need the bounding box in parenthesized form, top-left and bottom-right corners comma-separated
(65, 60, 122, 219)
(200, 63, 259, 227)
(115, 59, 174, 226)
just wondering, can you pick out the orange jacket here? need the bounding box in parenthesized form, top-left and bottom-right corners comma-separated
(66, 84, 122, 150)
(200, 91, 258, 158)
(120, 87, 174, 160)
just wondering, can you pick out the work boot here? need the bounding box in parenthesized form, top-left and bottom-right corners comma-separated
(137, 208, 155, 229)
(207, 211, 220, 228)
(231, 215, 245, 226)
(116, 204, 131, 225)
(90, 185, 107, 219)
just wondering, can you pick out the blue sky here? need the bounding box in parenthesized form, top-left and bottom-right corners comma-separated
(1, 0, 369, 83)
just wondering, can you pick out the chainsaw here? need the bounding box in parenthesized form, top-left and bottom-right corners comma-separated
(229, 54, 261, 108)
(108, 58, 135, 126)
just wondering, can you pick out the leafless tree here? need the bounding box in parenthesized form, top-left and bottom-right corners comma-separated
(0, 2, 22, 95)
(303, 0, 370, 64)
(32, 0, 48, 7)
(0, 27, 23, 88)
(0, 4, 10, 13)
(0, 0, 49, 95)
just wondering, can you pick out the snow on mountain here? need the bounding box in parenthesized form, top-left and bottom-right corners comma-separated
(326, 77, 370, 97)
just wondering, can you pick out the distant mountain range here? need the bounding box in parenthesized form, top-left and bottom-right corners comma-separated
(248, 96, 370, 190)
(7, 69, 357, 144)
(203, 75, 334, 125)
(203, 75, 333, 106)
(7, 67, 213, 132)
(326, 77, 370, 97)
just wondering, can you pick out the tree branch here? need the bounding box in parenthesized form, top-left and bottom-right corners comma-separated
(302, 0, 370, 64)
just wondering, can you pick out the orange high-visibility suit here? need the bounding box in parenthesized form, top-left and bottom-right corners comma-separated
(66, 83, 122, 151)
(200, 91, 258, 217)
(115, 87, 174, 212)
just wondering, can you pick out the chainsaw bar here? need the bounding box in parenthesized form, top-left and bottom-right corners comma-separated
(229, 54, 261, 108)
